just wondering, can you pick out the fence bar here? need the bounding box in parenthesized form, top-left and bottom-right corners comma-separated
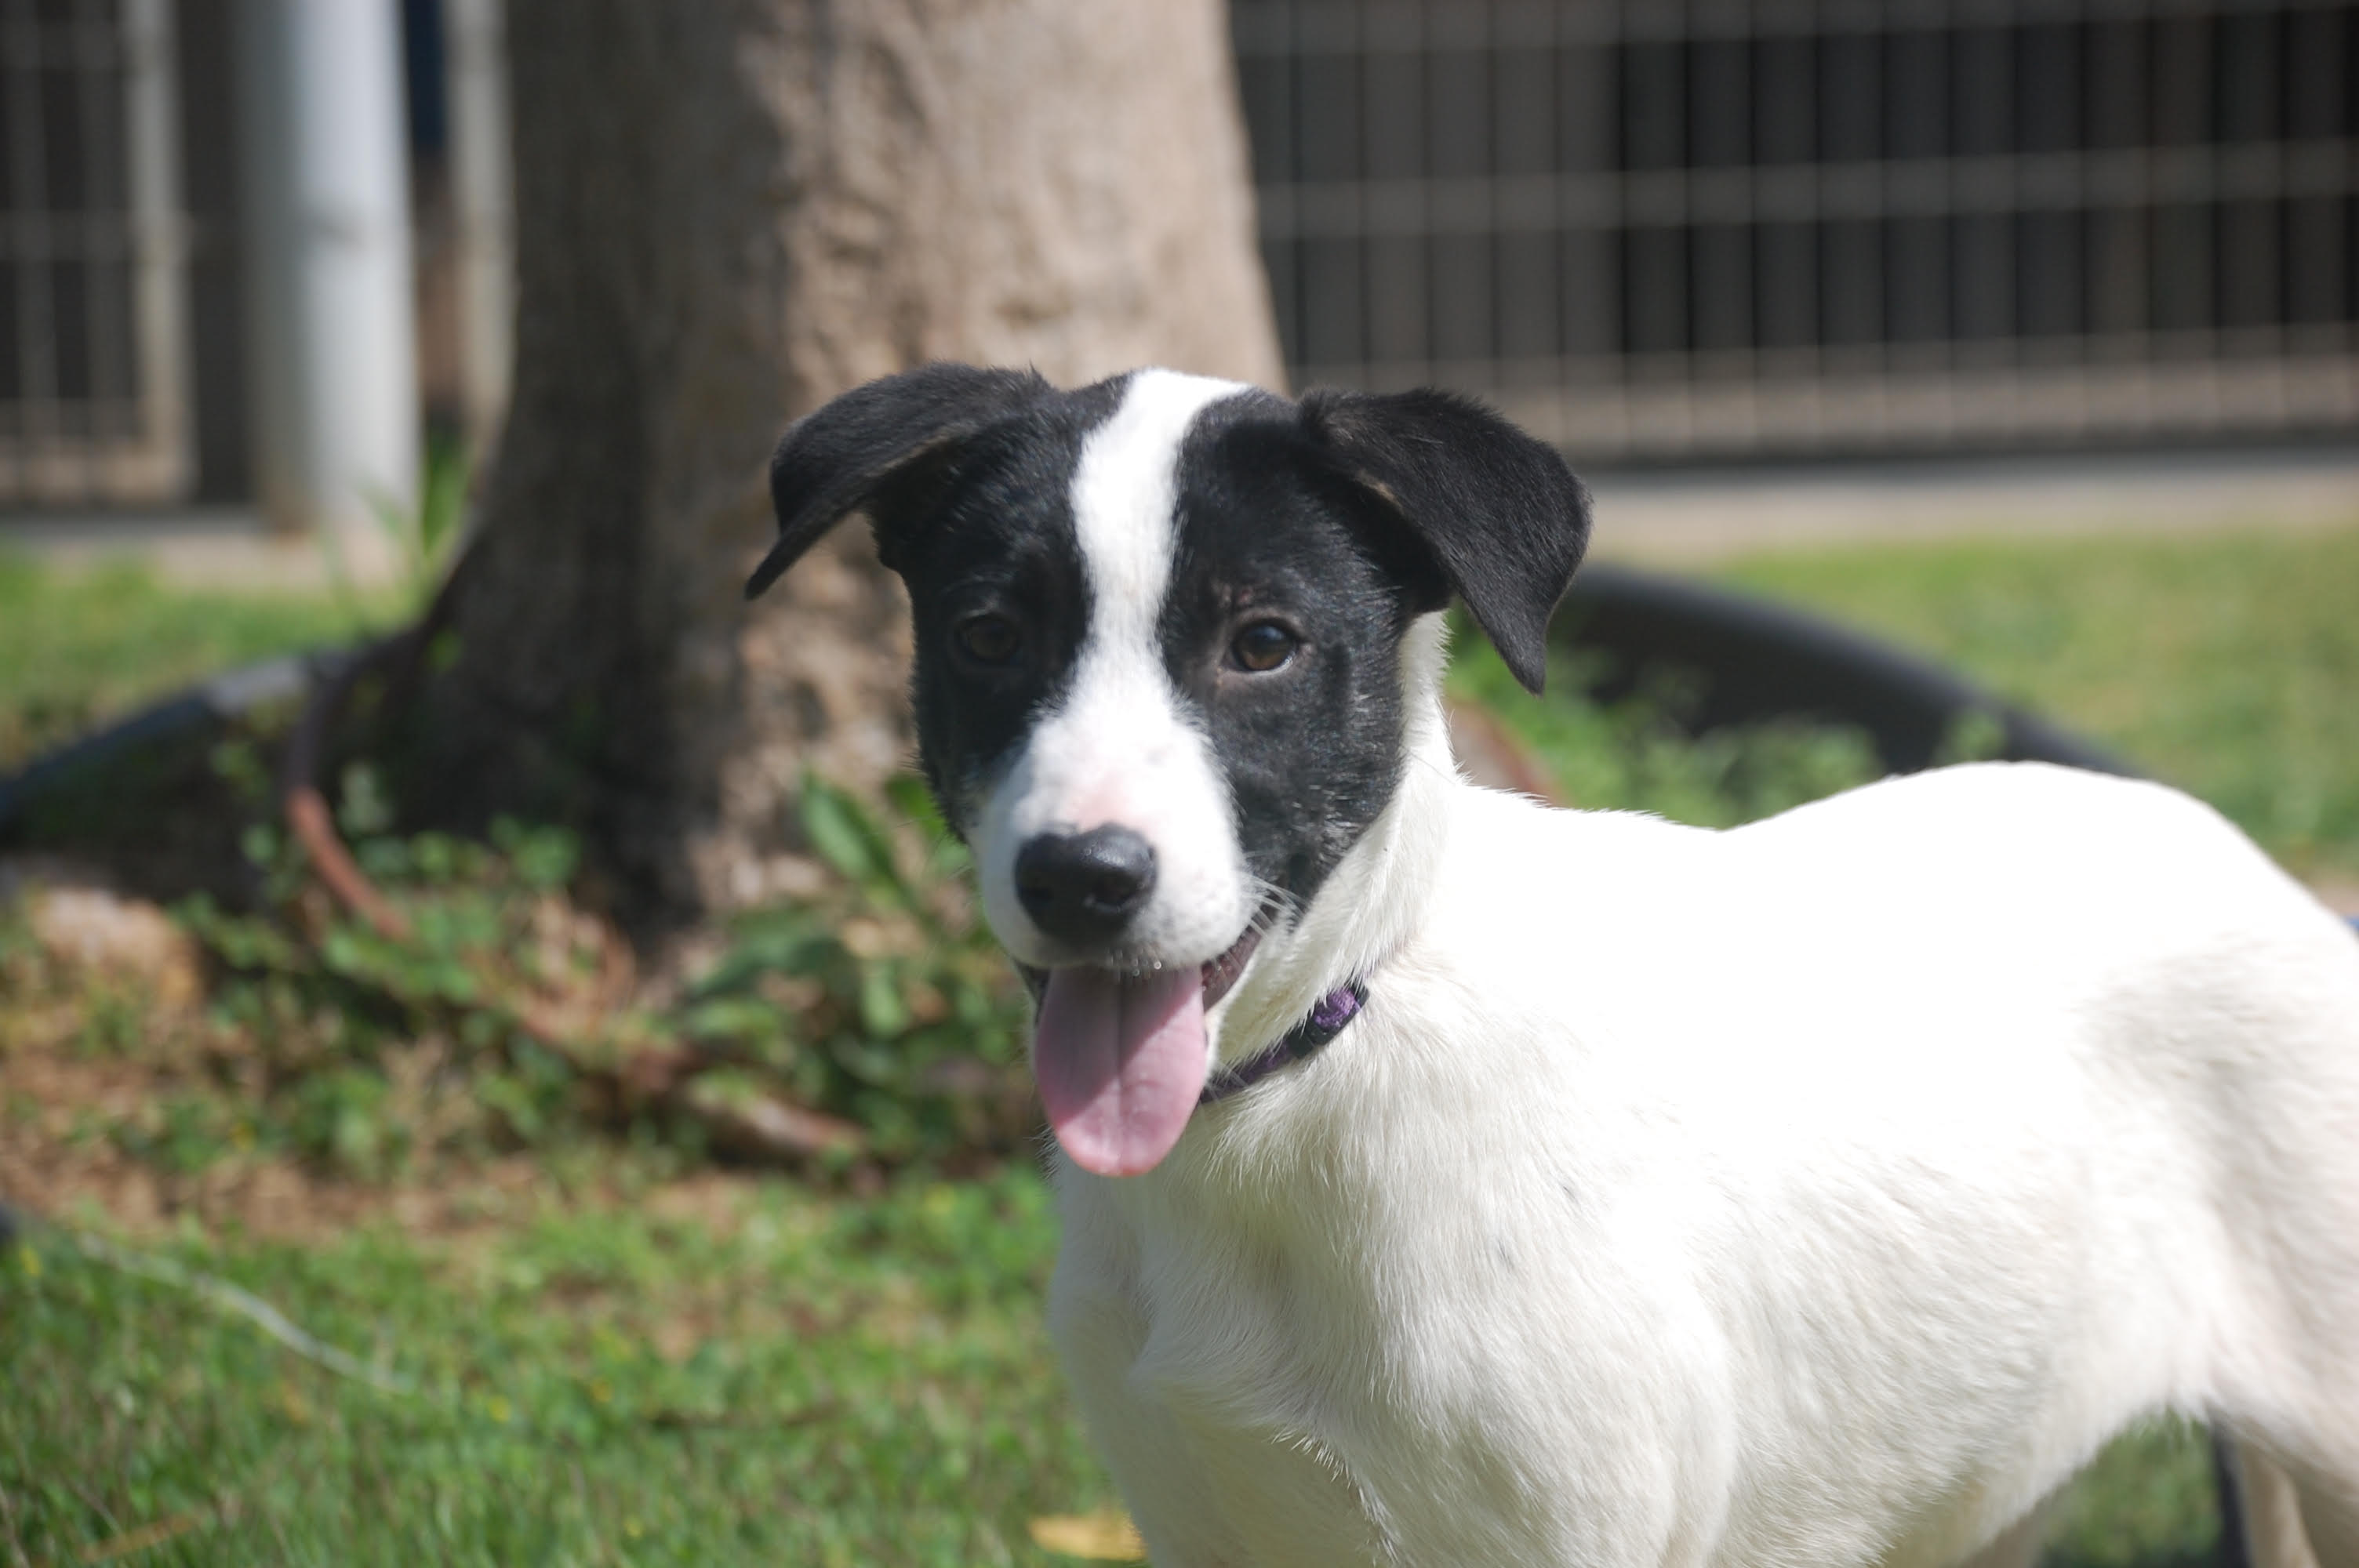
(0, 0, 187, 503)
(1234, 0, 2359, 457)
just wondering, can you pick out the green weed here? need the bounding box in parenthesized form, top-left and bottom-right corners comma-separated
(162, 769, 1034, 1178)
(355, 429, 473, 623)
(1446, 625, 1887, 825)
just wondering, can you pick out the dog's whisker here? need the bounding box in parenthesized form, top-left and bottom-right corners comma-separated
(1245, 880, 1299, 931)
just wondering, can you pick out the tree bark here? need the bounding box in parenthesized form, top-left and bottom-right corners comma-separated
(418, 0, 1281, 925)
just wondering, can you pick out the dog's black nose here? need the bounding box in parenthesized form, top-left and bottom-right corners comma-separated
(1016, 826, 1158, 946)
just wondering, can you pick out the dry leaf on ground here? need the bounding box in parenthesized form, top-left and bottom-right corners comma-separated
(1027, 1507, 1147, 1561)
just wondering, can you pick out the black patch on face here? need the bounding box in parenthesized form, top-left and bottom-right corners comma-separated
(754, 365, 1592, 932)
(870, 380, 1446, 920)
(887, 379, 1127, 835)
(1156, 392, 1444, 910)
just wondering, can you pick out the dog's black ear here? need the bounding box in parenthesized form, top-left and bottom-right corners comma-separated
(745, 363, 1052, 599)
(1299, 388, 1590, 693)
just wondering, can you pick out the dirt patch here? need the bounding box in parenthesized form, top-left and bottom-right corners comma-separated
(0, 1116, 788, 1253)
(2307, 875, 2359, 918)
(0, 1081, 637, 1247)
(0, 862, 790, 1248)
(1444, 699, 1565, 803)
(0, 1007, 772, 1249)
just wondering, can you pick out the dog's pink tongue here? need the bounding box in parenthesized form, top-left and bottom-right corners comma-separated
(1034, 965, 1207, 1177)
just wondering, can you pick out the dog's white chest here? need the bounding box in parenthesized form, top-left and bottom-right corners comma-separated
(1051, 1167, 1590, 1567)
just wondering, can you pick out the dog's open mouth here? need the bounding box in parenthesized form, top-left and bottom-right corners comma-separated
(1198, 920, 1264, 1011)
(1034, 916, 1269, 1179)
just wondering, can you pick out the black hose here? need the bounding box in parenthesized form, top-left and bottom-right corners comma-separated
(1559, 564, 2132, 776)
(0, 647, 358, 838)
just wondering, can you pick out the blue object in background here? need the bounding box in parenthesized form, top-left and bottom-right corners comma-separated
(402, 0, 448, 156)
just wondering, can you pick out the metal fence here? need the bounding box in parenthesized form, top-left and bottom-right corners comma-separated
(1233, 0, 2359, 459)
(0, 0, 187, 504)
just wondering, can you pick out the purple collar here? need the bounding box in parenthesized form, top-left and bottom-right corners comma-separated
(1199, 981, 1368, 1105)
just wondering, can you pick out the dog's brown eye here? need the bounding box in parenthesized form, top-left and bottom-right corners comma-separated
(954, 614, 1023, 666)
(1230, 621, 1298, 673)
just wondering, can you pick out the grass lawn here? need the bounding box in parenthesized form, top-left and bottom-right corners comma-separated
(1706, 524, 2359, 884)
(11, 521, 2354, 1564)
(2, 1167, 1112, 1566)
(0, 1165, 2217, 1568)
(0, 552, 391, 775)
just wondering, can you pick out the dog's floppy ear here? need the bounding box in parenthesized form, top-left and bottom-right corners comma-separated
(745, 363, 1052, 600)
(1299, 388, 1590, 693)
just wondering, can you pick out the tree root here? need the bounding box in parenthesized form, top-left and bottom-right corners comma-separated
(277, 616, 864, 1165)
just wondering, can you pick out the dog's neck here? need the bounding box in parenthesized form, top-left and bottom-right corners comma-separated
(1207, 612, 1460, 1067)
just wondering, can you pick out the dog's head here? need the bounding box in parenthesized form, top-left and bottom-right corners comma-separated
(747, 365, 1590, 1175)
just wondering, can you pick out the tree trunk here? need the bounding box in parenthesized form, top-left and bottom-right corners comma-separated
(418, 0, 1281, 926)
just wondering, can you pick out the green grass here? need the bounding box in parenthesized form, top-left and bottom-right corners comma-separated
(1, 1168, 1109, 1566)
(0, 552, 387, 775)
(0, 1183, 2225, 1567)
(1706, 525, 2359, 880)
(2046, 1425, 2225, 1568)
(10, 526, 2340, 1563)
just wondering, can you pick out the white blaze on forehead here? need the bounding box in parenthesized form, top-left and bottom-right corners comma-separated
(972, 368, 1260, 968)
(1068, 369, 1248, 637)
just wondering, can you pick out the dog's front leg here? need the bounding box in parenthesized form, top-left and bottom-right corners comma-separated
(1049, 1291, 1231, 1564)
(1049, 1201, 1249, 1567)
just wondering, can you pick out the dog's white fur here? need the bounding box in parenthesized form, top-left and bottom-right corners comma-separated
(983, 375, 2359, 1566)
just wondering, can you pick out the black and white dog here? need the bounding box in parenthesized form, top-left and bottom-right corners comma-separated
(747, 364, 2359, 1568)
